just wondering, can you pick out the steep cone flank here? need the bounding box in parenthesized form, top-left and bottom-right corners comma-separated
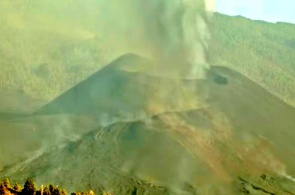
(34, 54, 206, 120)
(34, 54, 148, 115)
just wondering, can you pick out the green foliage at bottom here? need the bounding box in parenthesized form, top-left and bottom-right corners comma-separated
(0, 178, 111, 195)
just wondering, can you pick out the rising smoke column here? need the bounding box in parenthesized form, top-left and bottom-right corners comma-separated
(136, 0, 213, 79)
(97, 0, 214, 79)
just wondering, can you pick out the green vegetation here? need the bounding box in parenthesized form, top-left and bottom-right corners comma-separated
(0, 1, 116, 100)
(0, 178, 111, 195)
(209, 13, 295, 106)
(0, 2, 294, 106)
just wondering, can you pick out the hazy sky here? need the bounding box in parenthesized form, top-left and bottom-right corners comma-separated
(216, 0, 295, 24)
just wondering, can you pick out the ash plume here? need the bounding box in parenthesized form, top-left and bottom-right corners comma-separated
(98, 0, 214, 79)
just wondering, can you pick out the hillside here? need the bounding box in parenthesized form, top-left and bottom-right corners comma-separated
(209, 13, 295, 106)
(0, 7, 295, 107)
(1, 3, 295, 194)
(1, 54, 295, 194)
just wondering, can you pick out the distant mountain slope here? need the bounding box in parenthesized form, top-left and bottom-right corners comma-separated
(1, 54, 295, 194)
(1, 10, 295, 106)
(209, 13, 295, 106)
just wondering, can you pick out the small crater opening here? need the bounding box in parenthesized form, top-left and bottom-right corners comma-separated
(213, 73, 228, 85)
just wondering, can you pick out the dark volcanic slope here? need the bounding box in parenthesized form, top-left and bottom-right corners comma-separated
(34, 53, 205, 120)
(207, 66, 295, 175)
(2, 108, 295, 194)
(1, 119, 201, 194)
(34, 54, 152, 115)
(1, 54, 295, 194)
